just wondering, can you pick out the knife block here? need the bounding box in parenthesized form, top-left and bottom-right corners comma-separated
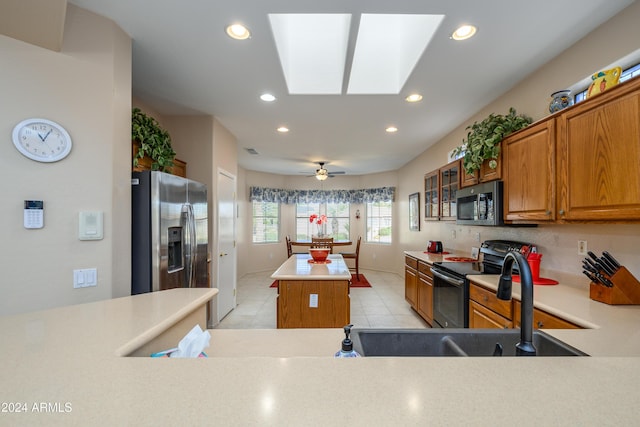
(589, 266, 640, 305)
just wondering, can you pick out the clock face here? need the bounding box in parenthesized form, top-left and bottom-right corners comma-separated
(12, 118, 72, 162)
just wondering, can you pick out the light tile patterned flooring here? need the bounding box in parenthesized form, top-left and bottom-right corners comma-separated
(215, 269, 430, 329)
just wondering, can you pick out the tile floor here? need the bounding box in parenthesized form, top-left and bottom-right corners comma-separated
(215, 269, 430, 329)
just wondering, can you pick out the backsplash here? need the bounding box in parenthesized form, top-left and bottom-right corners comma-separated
(412, 222, 640, 285)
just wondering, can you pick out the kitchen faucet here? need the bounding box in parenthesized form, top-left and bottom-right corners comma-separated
(496, 251, 537, 356)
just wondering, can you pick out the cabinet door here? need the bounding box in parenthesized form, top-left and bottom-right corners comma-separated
(439, 160, 460, 221)
(557, 80, 640, 220)
(503, 118, 556, 221)
(424, 171, 439, 221)
(460, 150, 502, 188)
(417, 264, 433, 325)
(469, 300, 513, 329)
(405, 266, 417, 308)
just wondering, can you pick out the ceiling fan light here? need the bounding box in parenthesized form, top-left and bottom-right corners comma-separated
(316, 173, 328, 181)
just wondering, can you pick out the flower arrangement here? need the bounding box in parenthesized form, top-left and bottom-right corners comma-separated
(309, 214, 327, 237)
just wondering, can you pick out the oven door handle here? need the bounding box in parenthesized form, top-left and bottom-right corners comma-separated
(431, 269, 465, 287)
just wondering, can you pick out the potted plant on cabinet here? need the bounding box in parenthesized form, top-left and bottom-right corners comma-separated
(132, 107, 176, 172)
(453, 107, 532, 175)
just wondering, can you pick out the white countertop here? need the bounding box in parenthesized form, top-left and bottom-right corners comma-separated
(271, 254, 351, 280)
(2, 276, 640, 425)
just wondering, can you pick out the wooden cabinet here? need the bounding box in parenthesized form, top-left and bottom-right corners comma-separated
(405, 256, 418, 308)
(468, 283, 513, 329)
(417, 261, 433, 326)
(276, 279, 350, 328)
(423, 171, 439, 220)
(514, 301, 581, 329)
(424, 159, 460, 221)
(503, 118, 556, 222)
(469, 300, 513, 329)
(557, 77, 640, 221)
(460, 150, 503, 189)
(502, 76, 640, 223)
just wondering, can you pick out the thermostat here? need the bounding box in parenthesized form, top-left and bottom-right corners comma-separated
(78, 211, 103, 240)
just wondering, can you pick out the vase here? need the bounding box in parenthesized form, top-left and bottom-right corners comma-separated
(549, 90, 573, 113)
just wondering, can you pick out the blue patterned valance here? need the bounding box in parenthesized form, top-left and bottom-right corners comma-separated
(249, 186, 395, 204)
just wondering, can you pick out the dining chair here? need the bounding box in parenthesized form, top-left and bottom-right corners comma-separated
(339, 236, 361, 281)
(311, 237, 334, 253)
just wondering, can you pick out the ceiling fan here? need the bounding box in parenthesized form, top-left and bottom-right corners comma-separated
(310, 162, 346, 181)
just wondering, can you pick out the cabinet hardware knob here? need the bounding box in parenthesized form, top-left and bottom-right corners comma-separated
(483, 295, 488, 302)
(559, 209, 565, 215)
(545, 210, 551, 215)
(537, 321, 544, 328)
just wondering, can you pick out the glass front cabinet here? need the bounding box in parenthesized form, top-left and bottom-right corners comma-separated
(424, 160, 460, 221)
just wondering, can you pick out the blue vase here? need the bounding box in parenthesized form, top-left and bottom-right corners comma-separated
(549, 90, 573, 113)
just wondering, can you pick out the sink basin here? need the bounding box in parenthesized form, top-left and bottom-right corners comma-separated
(351, 328, 588, 357)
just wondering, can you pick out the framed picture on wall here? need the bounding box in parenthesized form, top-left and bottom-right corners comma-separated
(409, 192, 420, 231)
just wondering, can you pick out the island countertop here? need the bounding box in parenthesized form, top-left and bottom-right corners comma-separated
(271, 254, 351, 280)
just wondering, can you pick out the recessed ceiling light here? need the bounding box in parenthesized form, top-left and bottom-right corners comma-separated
(226, 23, 251, 40)
(405, 94, 423, 103)
(386, 126, 398, 133)
(277, 126, 289, 133)
(451, 25, 477, 41)
(260, 93, 276, 102)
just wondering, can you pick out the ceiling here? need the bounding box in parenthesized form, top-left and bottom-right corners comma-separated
(70, 0, 634, 177)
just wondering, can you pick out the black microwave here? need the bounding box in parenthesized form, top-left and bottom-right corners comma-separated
(456, 181, 504, 226)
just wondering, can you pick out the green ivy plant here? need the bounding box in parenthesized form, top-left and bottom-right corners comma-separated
(453, 107, 532, 175)
(132, 107, 176, 171)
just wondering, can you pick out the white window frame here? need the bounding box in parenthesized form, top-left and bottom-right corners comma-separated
(365, 201, 392, 244)
(252, 201, 280, 243)
(295, 202, 350, 240)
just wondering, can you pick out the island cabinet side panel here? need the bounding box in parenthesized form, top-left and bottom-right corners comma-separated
(277, 280, 350, 328)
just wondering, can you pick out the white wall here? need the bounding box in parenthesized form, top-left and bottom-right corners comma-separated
(0, 5, 132, 315)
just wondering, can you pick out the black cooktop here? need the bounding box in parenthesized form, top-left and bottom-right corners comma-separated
(432, 261, 484, 277)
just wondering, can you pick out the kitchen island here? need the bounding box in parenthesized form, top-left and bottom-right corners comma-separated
(271, 254, 352, 328)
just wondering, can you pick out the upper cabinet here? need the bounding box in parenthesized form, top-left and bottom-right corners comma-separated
(424, 159, 460, 221)
(460, 149, 503, 189)
(503, 118, 556, 222)
(557, 80, 640, 221)
(503, 76, 640, 223)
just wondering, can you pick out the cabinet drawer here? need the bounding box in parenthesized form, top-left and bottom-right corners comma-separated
(514, 302, 581, 329)
(418, 261, 432, 277)
(469, 300, 513, 329)
(469, 284, 513, 320)
(405, 256, 418, 270)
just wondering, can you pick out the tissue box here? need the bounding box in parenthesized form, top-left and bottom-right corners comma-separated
(149, 324, 211, 358)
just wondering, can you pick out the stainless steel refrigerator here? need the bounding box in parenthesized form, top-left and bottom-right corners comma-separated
(131, 171, 209, 295)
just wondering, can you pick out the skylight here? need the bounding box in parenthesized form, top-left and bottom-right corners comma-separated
(269, 13, 445, 95)
(347, 14, 445, 94)
(269, 14, 351, 95)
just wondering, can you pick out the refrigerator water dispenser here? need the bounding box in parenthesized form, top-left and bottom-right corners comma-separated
(167, 227, 184, 273)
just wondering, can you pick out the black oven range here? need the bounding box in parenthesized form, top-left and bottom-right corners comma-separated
(430, 240, 536, 328)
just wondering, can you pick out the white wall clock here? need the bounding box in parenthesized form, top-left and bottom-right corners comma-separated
(12, 118, 72, 162)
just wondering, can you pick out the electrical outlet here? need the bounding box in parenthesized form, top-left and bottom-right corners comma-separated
(578, 240, 588, 256)
(451, 229, 456, 239)
(474, 232, 481, 243)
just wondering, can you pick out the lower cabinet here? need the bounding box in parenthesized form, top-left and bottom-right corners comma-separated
(513, 301, 581, 329)
(405, 256, 418, 308)
(469, 281, 582, 330)
(404, 255, 433, 325)
(417, 261, 433, 326)
(469, 283, 513, 329)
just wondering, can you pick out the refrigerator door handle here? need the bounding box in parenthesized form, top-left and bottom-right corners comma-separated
(181, 203, 197, 288)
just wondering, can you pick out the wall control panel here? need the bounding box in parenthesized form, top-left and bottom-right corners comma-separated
(24, 200, 44, 229)
(78, 211, 104, 240)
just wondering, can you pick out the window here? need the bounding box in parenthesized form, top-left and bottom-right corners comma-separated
(366, 201, 392, 243)
(252, 201, 279, 243)
(296, 202, 350, 240)
(574, 62, 640, 103)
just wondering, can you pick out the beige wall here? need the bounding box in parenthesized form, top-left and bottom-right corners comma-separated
(0, 5, 132, 315)
(396, 0, 640, 282)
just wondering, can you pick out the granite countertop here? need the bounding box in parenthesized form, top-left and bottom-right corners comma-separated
(1, 278, 640, 425)
(271, 253, 351, 280)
